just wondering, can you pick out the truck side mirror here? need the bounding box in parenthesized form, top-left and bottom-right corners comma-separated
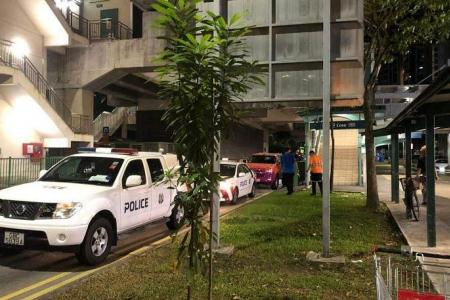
(125, 175, 142, 188)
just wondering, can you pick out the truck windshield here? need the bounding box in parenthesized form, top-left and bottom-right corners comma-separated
(251, 155, 276, 164)
(40, 156, 124, 186)
(220, 164, 236, 178)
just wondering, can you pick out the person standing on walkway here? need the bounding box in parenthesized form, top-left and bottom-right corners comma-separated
(307, 150, 323, 196)
(281, 147, 296, 195)
(416, 145, 438, 205)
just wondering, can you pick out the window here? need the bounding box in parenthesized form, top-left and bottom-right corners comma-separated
(147, 159, 164, 183)
(220, 164, 236, 178)
(251, 155, 277, 164)
(40, 156, 124, 187)
(122, 160, 146, 188)
(242, 165, 251, 174)
(237, 165, 248, 176)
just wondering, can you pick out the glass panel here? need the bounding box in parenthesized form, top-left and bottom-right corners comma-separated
(275, 69, 323, 98)
(276, 0, 323, 24)
(331, 27, 361, 59)
(197, 1, 219, 16)
(228, 0, 270, 26)
(275, 31, 322, 61)
(243, 35, 270, 62)
(339, 0, 359, 19)
(244, 73, 269, 100)
(331, 62, 363, 97)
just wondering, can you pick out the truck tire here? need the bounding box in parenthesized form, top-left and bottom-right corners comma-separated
(76, 218, 113, 266)
(166, 205, 184, 230)
(271, 175, 279, 190)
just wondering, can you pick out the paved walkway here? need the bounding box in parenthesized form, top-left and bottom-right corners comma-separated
(337, 176, 450, 295)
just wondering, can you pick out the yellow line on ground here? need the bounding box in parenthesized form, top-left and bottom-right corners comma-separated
(9, 191, 273, 300)
(20, 240, 170, 300)
(0, 272, 71, 300)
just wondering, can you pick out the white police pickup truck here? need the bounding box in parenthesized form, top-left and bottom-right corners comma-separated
(0, 148, 183, 265)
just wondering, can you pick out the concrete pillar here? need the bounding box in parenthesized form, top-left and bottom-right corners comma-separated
(322, 0, 331, 257)
(391, 133, 399, 203)
(405, 126, 412, 178)
(426, 113, 436, 247)
(305, 120, 311, 185)
(447, 134, 450, 161)
(263, 130, 269, 152)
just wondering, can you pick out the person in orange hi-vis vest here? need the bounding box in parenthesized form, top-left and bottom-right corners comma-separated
(307, 150, 323, 196)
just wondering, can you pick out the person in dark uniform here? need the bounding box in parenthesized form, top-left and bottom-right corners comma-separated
(416, 145, 438, 205)
(281, 147, 296, 195)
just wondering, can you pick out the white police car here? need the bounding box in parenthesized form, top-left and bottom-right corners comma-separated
(219, 160, 256, 204)
(0, 148, 183, 265)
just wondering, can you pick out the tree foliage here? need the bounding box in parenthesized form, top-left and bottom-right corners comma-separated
(152, 0, 261, 298)
(363, 0, 450, 209)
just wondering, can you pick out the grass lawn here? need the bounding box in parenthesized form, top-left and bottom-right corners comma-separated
(53, 191, 405, 300)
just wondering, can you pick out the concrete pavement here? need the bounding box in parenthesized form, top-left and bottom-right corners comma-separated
(338, 175, 450, 296)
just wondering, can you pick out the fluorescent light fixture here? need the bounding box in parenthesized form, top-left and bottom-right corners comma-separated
(11, 37, 30, 57)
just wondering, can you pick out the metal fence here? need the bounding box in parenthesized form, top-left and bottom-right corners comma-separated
(0, 157, 63, 190)
(375, 254, 449, 300)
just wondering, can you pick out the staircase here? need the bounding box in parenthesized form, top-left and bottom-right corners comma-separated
(0, 39, 91, 134)
(93, 107, 134, 141)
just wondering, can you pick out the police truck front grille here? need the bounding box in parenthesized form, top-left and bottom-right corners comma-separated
(4, 201, 41, 220)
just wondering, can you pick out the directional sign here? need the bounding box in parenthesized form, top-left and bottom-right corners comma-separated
(310, 120, 365, 130)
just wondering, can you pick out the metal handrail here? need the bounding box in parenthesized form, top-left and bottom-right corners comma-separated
(62, 8, 133, 40)
(0, 39, 91, 134)
(93, 107, 131, 141)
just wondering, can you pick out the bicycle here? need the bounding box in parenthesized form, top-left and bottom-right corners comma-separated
(399, 177, 420, 221)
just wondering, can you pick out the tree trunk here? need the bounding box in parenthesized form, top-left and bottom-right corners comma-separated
(315, 130, 322, 154)
(363, 88, 380, 210)
(208, 151, 214, 300)
(330, 114, 335, 192)
(398, 54, 405, 85)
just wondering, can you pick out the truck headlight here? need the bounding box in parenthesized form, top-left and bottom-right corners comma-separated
(53, 202, 82, 219)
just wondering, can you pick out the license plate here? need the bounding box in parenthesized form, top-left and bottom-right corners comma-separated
(3, 231, 24, 246)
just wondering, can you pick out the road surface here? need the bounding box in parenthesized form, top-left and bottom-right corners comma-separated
(0, 188, 270, 300)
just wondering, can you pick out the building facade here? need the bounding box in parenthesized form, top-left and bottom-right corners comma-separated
(0, 0, 364, 185)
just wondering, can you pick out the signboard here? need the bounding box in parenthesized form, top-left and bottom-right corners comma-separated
(310, 120, 365, 130)
(398, 289, 445, 300)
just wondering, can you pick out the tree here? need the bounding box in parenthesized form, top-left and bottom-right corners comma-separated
(152, 1, 261, 298)
(364, 0, 450, 209)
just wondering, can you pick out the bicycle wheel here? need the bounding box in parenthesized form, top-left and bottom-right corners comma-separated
(411, 191, 420, 221)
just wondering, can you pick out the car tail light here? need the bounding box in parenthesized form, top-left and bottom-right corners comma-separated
(220, 190, 229, 201)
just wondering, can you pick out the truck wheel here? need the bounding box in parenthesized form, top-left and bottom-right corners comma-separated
(76, 218, 112, 266)
(167, 205, 184, 230)
(249, 184, 256, 198)
(231, 188, 239, 205)
(271, 176, 279, 190)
